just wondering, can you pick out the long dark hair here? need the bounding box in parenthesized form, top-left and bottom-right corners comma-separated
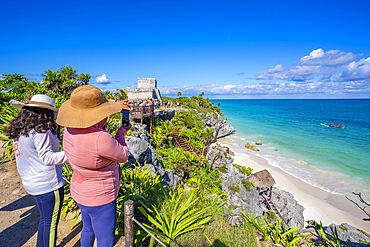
(7, 106, 58, 140)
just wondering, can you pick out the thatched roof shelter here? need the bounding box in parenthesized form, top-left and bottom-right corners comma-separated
(248, 169, 275, 189)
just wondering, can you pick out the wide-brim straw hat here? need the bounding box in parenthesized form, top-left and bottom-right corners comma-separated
(9, 94, 58, 112)
(56, 85, 122, 128)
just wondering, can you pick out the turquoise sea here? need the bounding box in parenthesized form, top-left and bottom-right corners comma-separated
(211, 99, 370, 218)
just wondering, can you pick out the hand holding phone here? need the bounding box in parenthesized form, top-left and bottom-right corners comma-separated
(122, 110, 130, 128)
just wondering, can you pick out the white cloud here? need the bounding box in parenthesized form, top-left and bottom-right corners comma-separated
(300, 49, 362, 66)
(223, 84, 236, 90)
(255, 64, 285, 80)
(255, 49, 364, 83)
(256, 64, 318, 81)
(334, 57, 370, 82)
(159, 79, 370, 98)
(96, 73, 111, 84)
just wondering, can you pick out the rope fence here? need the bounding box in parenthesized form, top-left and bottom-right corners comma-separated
(63, 177, 167, 246)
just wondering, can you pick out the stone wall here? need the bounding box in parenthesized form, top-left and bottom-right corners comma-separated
(137, 78, 156, 88)
(127, 78, 162, 104)
(127, 89, 156, 101)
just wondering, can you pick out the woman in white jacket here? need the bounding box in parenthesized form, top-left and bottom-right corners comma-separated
(7, 95, 68, 247)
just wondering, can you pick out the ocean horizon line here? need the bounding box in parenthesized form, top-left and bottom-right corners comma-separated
(162, 95, 370, 100)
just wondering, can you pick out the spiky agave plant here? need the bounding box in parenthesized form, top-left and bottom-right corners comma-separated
(138, 189, 211, 246)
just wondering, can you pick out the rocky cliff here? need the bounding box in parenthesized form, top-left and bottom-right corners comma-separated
(199, 112, 235, 138)
(124, 123, 179, 189)
(206, 145, 305, 229)
(155, 109, 235, 139)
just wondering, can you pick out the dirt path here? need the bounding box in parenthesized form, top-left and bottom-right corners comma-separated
(0, 143, 125, 247)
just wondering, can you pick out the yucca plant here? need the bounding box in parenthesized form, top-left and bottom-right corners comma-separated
(138, 189, 212, 246)
(242, 212, 273, 242)
(150, 133, 164, 148)
(116, 163, 168, 235)
(161, 120, 173, 136)
(271, 218, 301, 245)
(283, 229, 310, 247)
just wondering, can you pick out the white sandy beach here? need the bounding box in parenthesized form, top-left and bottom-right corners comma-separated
(216, 139, 370, 232)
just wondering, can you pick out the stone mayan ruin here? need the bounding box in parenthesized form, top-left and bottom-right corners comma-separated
(127, 78, 163, 104)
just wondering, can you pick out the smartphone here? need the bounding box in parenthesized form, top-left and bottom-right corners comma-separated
(122, 110, 130, 127)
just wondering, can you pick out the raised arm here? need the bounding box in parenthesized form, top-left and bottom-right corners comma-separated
(34, 130, 69, 166)
(97, 127, 129, 163)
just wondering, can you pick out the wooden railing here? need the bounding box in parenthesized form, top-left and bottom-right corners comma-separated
(130, 105, 154, 118)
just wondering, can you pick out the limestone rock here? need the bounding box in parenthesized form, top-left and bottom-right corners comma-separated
(221, 175, 261, 216)
(129, 123, 150, 142)
(125, 125, 179, 189)
(245, 143, 259, 151)
(206, 146, 234, 170)
(162, 169, 180, 190)
(199, 112, 235, 138)
(271, 188, 305, 230)
(227, 215, 244, 227)
(154, 108, 188, 122)
(325, 223, 370, 246)
(256, 141, 262, 145)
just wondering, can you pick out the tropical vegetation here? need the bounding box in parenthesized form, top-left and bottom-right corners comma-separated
(2, 66, 367, 246)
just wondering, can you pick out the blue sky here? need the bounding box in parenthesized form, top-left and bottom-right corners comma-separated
(1, 0, 370, 99)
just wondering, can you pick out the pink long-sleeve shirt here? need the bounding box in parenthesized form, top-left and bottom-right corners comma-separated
(63, 124, 129, 206)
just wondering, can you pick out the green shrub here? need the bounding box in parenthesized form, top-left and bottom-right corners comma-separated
(233, 164, 253, 176)
(242, 179, 254, 191)
(229, 184, 240, 193)
(265, 210, 276, 220)
(339, 225, 348, 231)
(219, 164, 228, 173)
(358, 229, 370, 238)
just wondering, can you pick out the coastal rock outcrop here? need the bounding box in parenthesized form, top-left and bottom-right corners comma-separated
(154, 108, 235, 139)
(221, 173, 262, 216)
(256, 141, 262, 145)
(154, 108, 188, 122)
(206, 146, 234, 169)
(125, 123, 179, 189)
(325, 223, 370, 246)
(216, 154, 305, 229)
(199, 112, 235, 138)
(271, 188, 305, 230)
(245, 143, 259, 151)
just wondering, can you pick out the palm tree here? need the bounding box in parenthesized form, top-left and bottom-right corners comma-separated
(60, 66, 77, 80)
(77, 73, 91, 85)
(103, 91, 114, 99)
(41, 66, 90, 97)
(177, 91, 182, 97)
(41, 69, 60, 92)
(114, 89, 127, 100)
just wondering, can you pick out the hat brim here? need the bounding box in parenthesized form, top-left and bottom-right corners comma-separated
(9, 100, 59, 112)
(56, 99, 122, 128)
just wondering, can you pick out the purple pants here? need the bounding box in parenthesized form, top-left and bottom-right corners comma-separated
(75, 199, 117, 247)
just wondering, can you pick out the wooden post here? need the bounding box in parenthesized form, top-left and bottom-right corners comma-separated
(141, 106, 144, 124)
(124, 200, 134, 247)
(269, 186, 272, 198)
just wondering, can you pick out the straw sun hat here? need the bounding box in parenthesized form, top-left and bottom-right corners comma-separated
(56, 85, 122, 128)
(9, 94, 58, 112)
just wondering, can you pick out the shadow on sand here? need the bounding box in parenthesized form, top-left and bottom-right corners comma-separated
(0, 195, 39, 246)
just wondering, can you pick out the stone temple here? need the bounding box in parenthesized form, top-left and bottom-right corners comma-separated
(127, 78, 162, 104)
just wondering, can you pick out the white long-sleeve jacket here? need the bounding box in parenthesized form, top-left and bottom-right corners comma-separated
(14, 129, 68, 195)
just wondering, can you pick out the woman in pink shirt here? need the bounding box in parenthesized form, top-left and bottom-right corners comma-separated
(57, 85, 129, 247)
